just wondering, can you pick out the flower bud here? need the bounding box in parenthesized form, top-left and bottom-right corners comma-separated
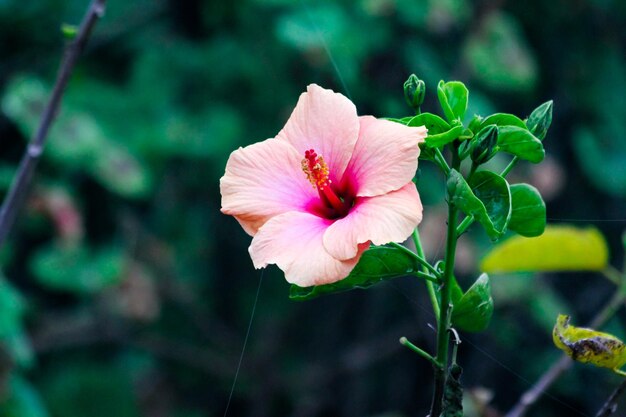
(470, 124, 498, 165)
(526, 100, 553, 141)
(403, 74, 426, 111)
(468, 114, 483, 133)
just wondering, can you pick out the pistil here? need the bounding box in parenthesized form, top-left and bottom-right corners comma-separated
(301, 149, 348, 215)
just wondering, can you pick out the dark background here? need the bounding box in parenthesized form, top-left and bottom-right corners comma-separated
(0, 0, 626, 416)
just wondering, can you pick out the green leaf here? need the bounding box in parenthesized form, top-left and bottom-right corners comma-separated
(89, 144, 152, 199)
(479, 113, 527, 130)
(497, 125, 545, 163)
(418, 143, 436, 161)
(452, 273, 494, 333)
(553, 314, 626, 374)
(0, 164, 17, 191)
(0, 375, 49, 417)
(276, 4, 347, 50)
(470, 172, 512, 239)
(424, 124, 465, 148)
(437, 80, 469, 122)
(1, 76, 153, 199)
(448, 170, 511, 240)
(481, 225, 609, 273)
(0, 278, 24, 339)
(0, 277, 33, 368)
(526, 100, 553, 140)
(41, 361, 139, 417)
(449, 275, 464, 305)
(508, 184, 546, 237)
(386, 116, 414, 125)
(289, 246, 419, 300)
(463, 12, 538, 92)
(438, 274, 464, 308)
(406, 112, 450, 135)
(30, 245, 126, 294)
(573, 126, 626, 197)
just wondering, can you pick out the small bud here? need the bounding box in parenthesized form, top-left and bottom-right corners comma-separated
(404, 74, 426, 111)
(526, 100, 553, 141)
(470, 124, 499, 165)
(468, 114, 483, 133)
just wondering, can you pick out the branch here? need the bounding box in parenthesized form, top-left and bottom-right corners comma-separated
(595, 378, 626, 417)
(505, 283, 626, 417)
(504, 355, 572, 417)
(0, 0, 107, 247)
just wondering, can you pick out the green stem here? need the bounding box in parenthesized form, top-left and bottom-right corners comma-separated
(389, 242, 441, 280)
(434, 148, 451, 175)
(456, 215, 474, 235)
(468, 161, 478, 179)
(602, 266, 622, 286)
(450, 328, 461, 364)
(412, 229, 440, 318)
(501, 156, 519, 177)
(413, 270, 439, 283)
(400, 336, 442, 369)
(429, 203, 459, 417)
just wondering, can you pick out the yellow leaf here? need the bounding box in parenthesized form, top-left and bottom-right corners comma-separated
(553, 314, 626, 375)
(481, 225, 608, 273)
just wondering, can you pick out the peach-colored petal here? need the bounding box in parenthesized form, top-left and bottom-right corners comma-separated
(249, 211, 368, 287)
(220, 138, 317, 236)
(323, 183, 423, 260)
(276, 84, 359, 183)
(343, 116, 427, 197)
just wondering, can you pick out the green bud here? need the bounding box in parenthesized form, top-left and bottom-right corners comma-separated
(468, 114, 483, 133)
(404, 74, 426, 111)
(470, 124, 499, 165)
(526, 100, 553, 141)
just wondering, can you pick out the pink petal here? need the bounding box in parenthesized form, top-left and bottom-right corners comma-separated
(220, 138, 318, 236)
(276, 84, 359, 183)
(344, 116, 427, 197)
(323, 183, 423, 260)
(249, 211, 368, 287)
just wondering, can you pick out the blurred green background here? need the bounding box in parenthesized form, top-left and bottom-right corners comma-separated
(0, 0, 625, 416)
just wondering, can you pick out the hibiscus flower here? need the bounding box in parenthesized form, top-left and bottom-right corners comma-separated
(220, 84, 427, 287)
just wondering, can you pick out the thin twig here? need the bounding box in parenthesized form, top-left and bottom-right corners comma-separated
(399, 336, 441, 369)
(0, 0, 107, 247)
(506, 282, 626, 417)
(505, 355, 573, 417)
(595, 378, 626, 417)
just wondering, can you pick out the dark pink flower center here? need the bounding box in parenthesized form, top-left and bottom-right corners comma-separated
(301, 149, 352, 219)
